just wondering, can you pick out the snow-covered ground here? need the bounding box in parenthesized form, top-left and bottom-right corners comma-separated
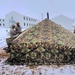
(0, 58, 75, 75)
(0, 27, 75, 75)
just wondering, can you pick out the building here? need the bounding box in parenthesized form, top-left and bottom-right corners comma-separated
(0, 18, 5, 27)
(0, 11, 40, 29)
(51, 14, 74, 32)
(5, 11, 40, 29)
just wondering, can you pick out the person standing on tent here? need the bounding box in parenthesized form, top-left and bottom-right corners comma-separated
(4, 25, 17, 52)
(15, 22, 22, 35)
(9, 25, 17, 37)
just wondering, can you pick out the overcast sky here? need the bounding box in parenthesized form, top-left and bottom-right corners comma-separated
(0, 0, 75, 20)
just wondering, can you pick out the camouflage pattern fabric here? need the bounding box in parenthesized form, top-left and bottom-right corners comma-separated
(5, 18, 75, 65)
(13, 19, 75, 48)
(6, 42, 75, 65)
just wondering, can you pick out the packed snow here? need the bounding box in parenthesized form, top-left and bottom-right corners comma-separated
(0, 27, 75, 75)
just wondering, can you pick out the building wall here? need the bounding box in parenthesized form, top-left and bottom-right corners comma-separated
(5, 11, 40, 29)
(51, 15, 73, 32)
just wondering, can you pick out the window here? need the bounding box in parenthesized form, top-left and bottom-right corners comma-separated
(3, 19, 4, 22)
(29, 18, 30, 21)
(24, 23, 25, 26)
(0, 23, 1, 26)
(31, 18, 32, 21)
(32, 24, 34, 26)
(32, 19, 33, 21)
(33, 19, 34, 21)
(31, 24, 33, 26)
(35, 20, 36, 22)
(3, 24, 5, 26)
(24, 17, 25, 20)
(26, 17, 28, 20)
(0, 19, 1, 21)
(27, 23, 28, 26)
(29, 23, 30, 26)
